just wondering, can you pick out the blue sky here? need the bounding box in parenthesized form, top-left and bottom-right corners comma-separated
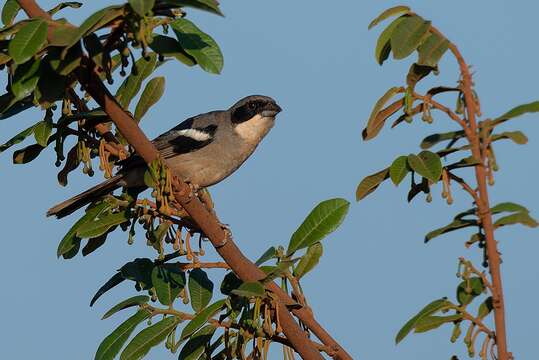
(1, 1, 538, 359)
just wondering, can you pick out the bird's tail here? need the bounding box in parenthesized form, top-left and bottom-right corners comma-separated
(47, 174, 124, 219)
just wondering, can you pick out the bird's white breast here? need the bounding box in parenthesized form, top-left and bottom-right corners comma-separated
(234, 115, 275, 144)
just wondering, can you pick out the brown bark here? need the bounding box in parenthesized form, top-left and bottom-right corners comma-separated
(18, 1, 352, 359)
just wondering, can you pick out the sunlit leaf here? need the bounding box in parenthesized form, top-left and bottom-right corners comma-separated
(8, 18, 47, 64)
(128, 0, 155, 16)
(171, 18, 223, 74)
(95, 310, 150, 360)
(287, 198, 350, 255)
(293, 242, 323, 279)
(368, 5, 410, 29)
(356, 168, 390, 201)
(102, 295, 150, 320)
(180, 299, 225, 341)
(456, 277, 484, 306)
(389, 155, 409, 186)
(134, 76, 165, 121)
(491, 131, 528, 145)
(425, 218, 477, 242)
(2, 0, 20, 26)
(490, 202, 529, 215)
(11, 58, 41, 100)
(494, 212, 538, 228)
(116, 53, 157, 109)
(477, 297, 493, 319)
(417, 32, 449, 68)
(375, 17, 405, 65)
(396, 298, 453, 344)
(363, 86, 403, 140)
(407, 151, 442, 183)
(414, 314, 462, 333)
(120, 316, 179, 360)
(390, 15, 431, 60)
(76, 210, 130, 238)
(33, 119, 53, 147)
(255, 246, 277, 266)
(494, 100, 539, 123)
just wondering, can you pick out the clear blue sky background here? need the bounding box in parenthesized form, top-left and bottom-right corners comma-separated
(1, 1, 538, 359)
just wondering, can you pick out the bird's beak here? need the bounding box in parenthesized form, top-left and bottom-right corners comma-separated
(261, 102, 282, 118)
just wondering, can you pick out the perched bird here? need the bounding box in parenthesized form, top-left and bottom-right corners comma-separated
(47, 95, 282, 218)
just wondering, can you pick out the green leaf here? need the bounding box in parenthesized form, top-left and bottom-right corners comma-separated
(120, 316, 179, 360)
(395, 298, 453, 344)
(390, 15, 431, 60)
(62, 6, 124, 51)
(495, 100, 539, 123)
(33, 119, 53, 147)
(494, 212, 538, 228)
(102, 295, 150, 320)
(287, 198, 350, 255)
(120, 258, 155, 290)
(128, 0, 155, 16)
(149, 34, 196, 66)
(134, 76, 165, 121)
(2, 0, 20, 26)
(8, 19, 48, 64)
(47, 2, 83, 16)
(82, 233, 108, 256)
(447, 156, 480, 169)
(12, 143, 44, 164)
(180, 300, 225, 341)
(255, 246, 277, 266)
(167, 0, 223, 16)
(477, 297, 493, 319)
(363, 86, 403, 140)
(171, 18, 223, 74)
(490, 202, 529, 215)
(95, 310, 150, 360)
(189, 268, 214, 312)
(414, 314, 463, 333)
(368, 5, 410, 29)
(76, 210, 130, 238)
(456, 277, 484, 305)
(293, 242, 323, 279)
(389, 155, 410, 186)
(356, 168, 390, 201)
(491, 131, 528, 145)
(151, 263, 186, 306)
(57, 202, 111, 257)
(116, 53, 157, 109)
(0, 123, 37, 153)
(178, 325, 216, 360)
(417, 32, 449, 68)
(407, 151, 442, 183)
(425, 218, 477, 242)
(375, 16, 406, 65)
(11, 57, 41, 100)
(231, 281, 266, 298)
(90, 273, 126, 307)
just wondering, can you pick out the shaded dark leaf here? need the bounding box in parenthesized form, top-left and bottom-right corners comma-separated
(12, 143, 44, 164)
(254, 246, 277, 266)
(178, 325, 216, 360)
(102, 295, 150, 320)
(90, 272, 125, 307)
(420, 130, 466, 149)
(189, 268, 214, 312)
(82, 233, 108, 256)
(231, 281, 266, 298)
(0, 123, 37, 153)
(425, 218, 477, 242)
(163, 0, 223, 16)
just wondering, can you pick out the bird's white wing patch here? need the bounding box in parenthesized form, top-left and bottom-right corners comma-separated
(175, 128, 212, 141)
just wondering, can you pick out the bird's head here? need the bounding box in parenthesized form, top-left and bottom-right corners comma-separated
(228, 95, 282, 143)
(229, 95, 282, 124)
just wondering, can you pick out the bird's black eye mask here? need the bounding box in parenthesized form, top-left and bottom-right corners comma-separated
(231, 100, 269, 124)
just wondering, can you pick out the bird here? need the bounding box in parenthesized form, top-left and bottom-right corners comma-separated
(47, 95, 282, 218)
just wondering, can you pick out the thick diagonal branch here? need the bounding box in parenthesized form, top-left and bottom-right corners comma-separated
(18, 1, 352, 359)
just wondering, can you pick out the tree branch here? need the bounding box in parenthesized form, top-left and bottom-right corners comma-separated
(18, 1, 352, 359)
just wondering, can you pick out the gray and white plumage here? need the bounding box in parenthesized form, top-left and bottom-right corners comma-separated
(47, 95, 282, 218)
